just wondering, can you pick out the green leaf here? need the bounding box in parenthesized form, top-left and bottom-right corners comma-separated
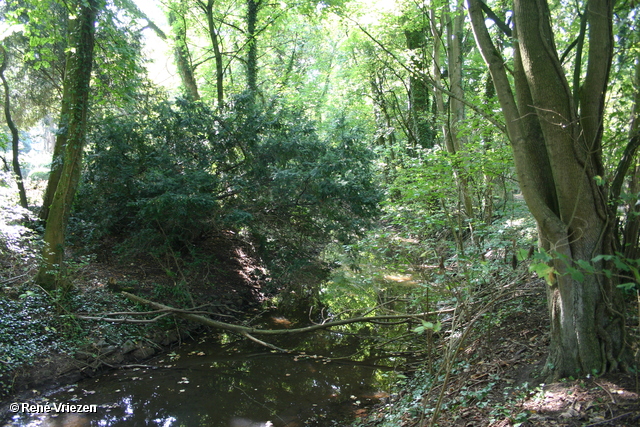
(592, 254, 613, 263)
(566, 266, 584, 282)
(576, 259, 595, 273)
(412, 320, 442, 335)
(532, 249, 552, 263)
(614, 257, 630, 272)
(617, 282, 636, 292)
(517, 248, 529, 261)
(530, 262, 555, 285)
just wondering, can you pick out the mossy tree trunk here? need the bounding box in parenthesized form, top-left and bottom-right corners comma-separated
(36, 0, 99, 290)
(168, 0, 200, 101)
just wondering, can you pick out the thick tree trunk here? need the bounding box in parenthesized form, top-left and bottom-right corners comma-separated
(35, 0, 99, 290)
(168, 1, 200, 101)
(468, 0, 626, 379)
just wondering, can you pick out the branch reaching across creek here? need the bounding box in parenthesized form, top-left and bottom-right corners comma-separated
(77, 291, 455, 352)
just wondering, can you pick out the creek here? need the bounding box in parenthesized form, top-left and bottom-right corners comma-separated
(4, 319, 400, 427)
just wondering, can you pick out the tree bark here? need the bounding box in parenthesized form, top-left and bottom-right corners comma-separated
(245, 0, 261, 106)
(620, 59, 640, 259)
(468, 0, 625, 379)
(35, 0, 99, 290)
(168, 0, 200, 101)
(431, 1, 474, 219)
(0, 45, 28, 210)
(404, 28, 433, 149)
(121, 291, 452, 336)
(40, 12, 75, 223)
(199, 0, 225, 107)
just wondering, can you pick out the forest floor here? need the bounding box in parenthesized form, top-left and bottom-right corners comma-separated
(360, 276, 640, 427)
(2, 226, 640, 426)
(0, 231, 269, 408)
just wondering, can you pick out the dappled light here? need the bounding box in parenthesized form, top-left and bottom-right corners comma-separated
(1, 0, 640, 425)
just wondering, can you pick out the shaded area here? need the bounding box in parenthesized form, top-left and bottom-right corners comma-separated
(5, 325, 397, 427)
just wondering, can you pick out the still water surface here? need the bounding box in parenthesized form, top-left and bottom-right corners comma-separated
(5, 329, 394, 427)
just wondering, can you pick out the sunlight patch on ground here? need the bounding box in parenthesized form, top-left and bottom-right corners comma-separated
(382, 274, 417, 286)
(522, 379, 640, 424)
(391, 236, 420, 244)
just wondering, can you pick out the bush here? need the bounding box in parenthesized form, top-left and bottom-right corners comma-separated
(74, 97, 381, 275)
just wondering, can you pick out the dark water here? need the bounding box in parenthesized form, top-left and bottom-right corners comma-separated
(4, 329, 395, 427)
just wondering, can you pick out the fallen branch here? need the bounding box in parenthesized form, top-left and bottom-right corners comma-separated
(76, 313, 172, 324)
(241, 332, 291, 353)
(121, 291, 453, 336)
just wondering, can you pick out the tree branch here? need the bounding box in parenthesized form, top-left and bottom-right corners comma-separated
(76, 313, 171, 324)
(121, 291, 453, 336)
(348, 16, 507, 135)
(477, 0, 512, 37)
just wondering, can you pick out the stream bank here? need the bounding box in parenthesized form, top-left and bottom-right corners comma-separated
(4, 325, 399, 427)
(1, 233, 269, 405)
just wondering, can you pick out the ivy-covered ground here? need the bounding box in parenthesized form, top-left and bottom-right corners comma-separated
(354, 274, 640, 427)
(2, 197, 640, 426)
(0, 208, 268, 405)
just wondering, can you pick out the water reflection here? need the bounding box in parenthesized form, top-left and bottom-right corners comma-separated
(5, 332, 394, 427)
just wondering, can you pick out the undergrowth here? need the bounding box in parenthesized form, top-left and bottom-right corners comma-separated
(0, 205, 160, 398)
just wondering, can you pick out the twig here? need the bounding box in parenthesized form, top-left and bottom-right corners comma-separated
(122, 291, 455, 336)
(584, 412, 632, 426)
(593, 380, 617, 404)
(0, 271, 32, 285)
(76, 314, 171, 324)
(118, 364, 156, 369)
(240, 331, 291, 353)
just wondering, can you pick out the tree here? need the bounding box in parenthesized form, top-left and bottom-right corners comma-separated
(430, 0, 474, 220)
(36, 0, 100, 289)
(74, 97, 380, 282)
(468, 0, 631, 378)
(168, 0, 200, 101)
(0, 45, 28, 209)
(196, 0, 225, 106)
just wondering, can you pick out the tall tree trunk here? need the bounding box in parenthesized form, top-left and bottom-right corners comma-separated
(468, 0, 627, 379)
(168, 1, 200, 101)
(0, 45, 28, 210)
(404, 28, 433, 149)
(200, 0, 225, 107)
(621, 59, 640, 259)
(431, 1, 474, 219)
(40, 13, 75, 223)
(35, 0, 99, 290)
(370, 71, 397, 177)
(246, 0, 260, 106)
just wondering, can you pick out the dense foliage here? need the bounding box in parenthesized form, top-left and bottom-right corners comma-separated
(0, 0, 639, 416)
(74, 96, 380, 276)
